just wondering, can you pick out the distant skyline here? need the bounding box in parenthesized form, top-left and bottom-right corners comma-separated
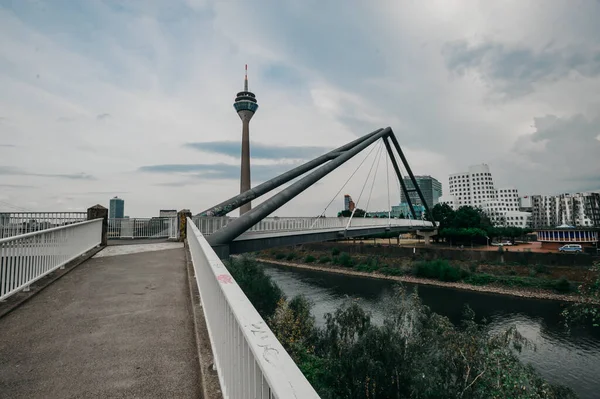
(1, 1, 599, 217)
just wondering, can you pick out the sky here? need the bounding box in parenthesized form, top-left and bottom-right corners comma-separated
(1, 0, 599, 217)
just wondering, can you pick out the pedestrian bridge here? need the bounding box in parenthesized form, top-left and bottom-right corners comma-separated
(0, 127, 438, 397)
(194, 215, 435, 255)
(1, 215, 321, 398)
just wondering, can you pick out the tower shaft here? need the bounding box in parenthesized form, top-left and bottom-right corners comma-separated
(240, 114, 252, 214)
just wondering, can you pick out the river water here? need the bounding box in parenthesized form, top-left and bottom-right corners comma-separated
(262, 264, 600, 399)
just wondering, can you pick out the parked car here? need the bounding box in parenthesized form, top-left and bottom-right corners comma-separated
(558, 244, 583, 253)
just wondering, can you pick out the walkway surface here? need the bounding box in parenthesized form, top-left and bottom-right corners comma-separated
(0, 243, 202, 399)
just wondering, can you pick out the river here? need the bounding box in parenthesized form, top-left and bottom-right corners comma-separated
(262, 263, 600, 399)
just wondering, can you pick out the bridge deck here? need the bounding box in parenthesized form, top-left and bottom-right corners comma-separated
(0, 244, 202, 399)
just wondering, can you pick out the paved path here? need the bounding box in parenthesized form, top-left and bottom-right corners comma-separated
(0, 244, 201, 399)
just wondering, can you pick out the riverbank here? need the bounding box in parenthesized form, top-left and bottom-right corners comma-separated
(256, 258, 583, 303)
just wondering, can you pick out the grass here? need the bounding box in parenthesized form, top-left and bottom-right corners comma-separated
(286, 252, 297, 261)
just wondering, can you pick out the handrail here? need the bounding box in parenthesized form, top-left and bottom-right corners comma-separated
(1, 218, 102, 301)
(186, 218, 320, 398)
(0, 219, 100, 244)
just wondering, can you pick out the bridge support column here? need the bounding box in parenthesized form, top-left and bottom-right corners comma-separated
(416, 229, 438, 245)
(87, 205, 108, 246)
(178, 209, 192, 242)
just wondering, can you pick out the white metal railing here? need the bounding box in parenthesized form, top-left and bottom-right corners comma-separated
(0, 212, 87, 239)
(187, 219, 320, 398)
(107, 218, 177, 239)
(192, 216, 434, 236)
(0, 219, 102, 301)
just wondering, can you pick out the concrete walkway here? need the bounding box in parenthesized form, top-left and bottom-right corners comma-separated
(0, 244, 202, 399)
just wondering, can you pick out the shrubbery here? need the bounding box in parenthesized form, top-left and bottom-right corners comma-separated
(414, 259, 466, 282)
(304, 254, 316, 263)
(231, 257, 576, 399)
(318, 255, 331, 264)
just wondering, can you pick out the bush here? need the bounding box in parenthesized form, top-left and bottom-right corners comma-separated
(286, 252, 296, 261)
(354, 263, 380, 273)
(414, 260, 463, 282)
(304, 255, 316, 263)
(318, 256, 331, 264)
(338, 252, 354, 268)
(554, 277, 572, 293)
(380, 267, 403, 276)
(535, 264, 550, 275)
(275, 252, 286, 260)
(465, 273, 498, 286)
(331, 247, 340, 256)
(225, 256, 284, 319)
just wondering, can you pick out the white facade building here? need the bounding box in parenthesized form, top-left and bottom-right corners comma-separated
(442, 164, 531, 228)
(529, 192, 600, 228)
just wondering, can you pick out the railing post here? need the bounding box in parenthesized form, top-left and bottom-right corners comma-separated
(178, 209, 192, 242)
(87, 205, 108, 246)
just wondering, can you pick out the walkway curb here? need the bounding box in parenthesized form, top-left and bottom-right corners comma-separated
(0, 245, 105, 319)
(184, 240, 223, 399)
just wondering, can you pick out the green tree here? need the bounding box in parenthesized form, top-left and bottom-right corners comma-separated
(337, 208, 367, 218)
(563, 262, 600, 328)
(225, 256, 285, 320)
(426, 203, 455, 230)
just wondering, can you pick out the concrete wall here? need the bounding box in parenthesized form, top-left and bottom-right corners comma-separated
(299, 242, 599, 267)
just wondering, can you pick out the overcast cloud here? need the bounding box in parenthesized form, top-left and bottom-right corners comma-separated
(1, 1, 599, 216)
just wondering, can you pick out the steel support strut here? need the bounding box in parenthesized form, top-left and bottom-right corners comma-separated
(207, 128, 392, 246)
(199, 129, 383, 216)
(387, 133, 434, 222)
(382, 137, 417, 219)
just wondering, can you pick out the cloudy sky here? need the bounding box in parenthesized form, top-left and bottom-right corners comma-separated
(1, 0, 599, 217)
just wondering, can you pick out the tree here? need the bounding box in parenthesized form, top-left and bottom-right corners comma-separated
(337, 208, 366, 218)
(563, 261, 600, 328)
(426, 203, 455, 230)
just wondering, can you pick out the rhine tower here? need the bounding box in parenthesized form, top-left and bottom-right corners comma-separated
(233, 65, 258, 215)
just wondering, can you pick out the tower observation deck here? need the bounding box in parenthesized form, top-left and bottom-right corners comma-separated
(234, 65, 258, 215)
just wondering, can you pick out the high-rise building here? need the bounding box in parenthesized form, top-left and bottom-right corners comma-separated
(109, 197, 124, 219)
(344, 195, 351, 211)
(234, 65, 259, 215)
(400, 175, 442, 209)
(439, 164, 531, 227)
(529, 192, 600, 228)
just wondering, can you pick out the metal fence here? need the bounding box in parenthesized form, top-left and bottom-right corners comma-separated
(0, 219, 102, 301)
(107, 218, 177, 239)
(186, 219, 320, 398)
(193, 216, 434, 236)
(0, 212, 88, 239)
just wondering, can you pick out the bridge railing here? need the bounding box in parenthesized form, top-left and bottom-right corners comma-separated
(186, 218, 320, 398)
(0, 212, 88, 239)
(107, 218, 177, 239)
(0, 219, 102, 301)
(193, 216, 434, 236)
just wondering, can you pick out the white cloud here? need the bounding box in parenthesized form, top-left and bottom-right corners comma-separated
(1, 0, 598, 217)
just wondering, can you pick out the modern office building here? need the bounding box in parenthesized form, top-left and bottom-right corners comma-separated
(109, 197, 124, 219)
(529, 192, 600, 228)
(392, 203, 426, 219)
(400, 175, 442, 209)
(234, 65, 259, 215)
(343, 194, 355, 212)
(441, 164, 531, 227)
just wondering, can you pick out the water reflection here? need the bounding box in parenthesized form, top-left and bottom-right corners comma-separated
(262, 264, 600, 399)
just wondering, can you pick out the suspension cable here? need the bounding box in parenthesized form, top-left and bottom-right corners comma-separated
(347, 141, 383, 229)
(310, 140, 379, 228)
(386, 148, 391, 224)
(364, 143, 383, 216)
